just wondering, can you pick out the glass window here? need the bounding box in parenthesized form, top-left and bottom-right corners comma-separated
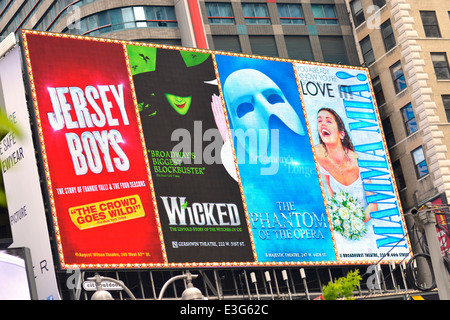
(145, 6, 177, 27)
(381, 19, 395, 52)
(372, 77, 386, 106)
(350, 0, 365, 27)
(442, 95, 450, 122)
(277, 4, 305, 25)
(412, 147, 429, 179)
(311, 4, 338, 25)
(64, 6, 178, 36)
(134, 6, 147, 27)
(360, 36, 374, 65)
(373, 0, 386, 8)
(390, 61, 407, 93)
(431, 53, 450, 80)
(145, 6, 177, 28)
(110, 8, 123, 31)
(121, 7, 136, 29)
(98, 11, 110, 26)
(242, 3, 271, 25)
(206, 3, 235, 24)
(401, 103, 418, 135)
(382, 117, 395, 148)
(86, 15, 98, 32)
(420, 11, 441, 37)
(77, 19, 87, 35)
(392, 160, 406, 190)
(372, 76, 385, 106)
(96, 11, 111, 34)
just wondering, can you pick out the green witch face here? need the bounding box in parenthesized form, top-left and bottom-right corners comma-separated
(164, 93, 192, 115)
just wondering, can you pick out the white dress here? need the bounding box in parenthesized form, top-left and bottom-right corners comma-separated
(319, 164, 379, 259)
(319, 165, 367, 208)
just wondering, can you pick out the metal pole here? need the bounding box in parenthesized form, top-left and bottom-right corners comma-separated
(282, 270, 292, 300)
(400, 261, 408, 291)
(418, 209, 450, 300)
(264, 271, 274, 300)
(250, 272, 260, 300)
(300, 268, 310, 300)
(389, 261, 398, 292)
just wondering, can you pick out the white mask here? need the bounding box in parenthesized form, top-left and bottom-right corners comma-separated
(223, 69, 305, 157)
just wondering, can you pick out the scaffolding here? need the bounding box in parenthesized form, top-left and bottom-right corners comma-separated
(58, 263, 422, 300)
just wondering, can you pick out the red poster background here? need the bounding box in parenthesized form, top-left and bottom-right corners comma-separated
(429, 198, 450, 254)
(23, 32, 165, 267)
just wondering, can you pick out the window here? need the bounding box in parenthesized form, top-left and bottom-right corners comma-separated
(401, 103, 418, 135)
(373, 0, 386, 8)
(145, 6, 177, 27)
(382, 117, 395, 148)
(319, 36, 348, 64)
(412, 146, 429, 178)
(350, 0, 365, 27)
(311, 4, 338, 25)
(372, 76, 385, 106)
(285, 36, 314, 61)
(121, 7, 135, 29)
(142, 39, 181, 46)
(277, 4, 305, 25)
(134, 6, 147, 27)
(360, 36, 375, 65)
(380, 19, 395, 52)
(249, 36, 278, 57)
(206, 3, 234, 24)
(65, 6, 178, 36)
(442, 95, 450, 122)
(242, 3, 271, 25)
(390, 61, 407, 93)
(431, 53, 450, 80)
(420, 11, 441, 37)
(392, 160, 406, 191)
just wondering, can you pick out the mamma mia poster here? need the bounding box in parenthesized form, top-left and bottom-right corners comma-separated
(297, 62, 411, 263)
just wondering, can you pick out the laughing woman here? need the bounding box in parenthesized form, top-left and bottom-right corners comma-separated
(314, 107, 376, 223)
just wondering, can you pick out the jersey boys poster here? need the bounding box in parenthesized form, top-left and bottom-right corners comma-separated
(21, 30, 410, 268)
(22, 32, 165, 268)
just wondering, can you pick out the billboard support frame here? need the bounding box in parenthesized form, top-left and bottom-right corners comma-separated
(19, 29, 412, 270)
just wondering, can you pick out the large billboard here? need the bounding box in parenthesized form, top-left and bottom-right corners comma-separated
(20, 30, 411, 269)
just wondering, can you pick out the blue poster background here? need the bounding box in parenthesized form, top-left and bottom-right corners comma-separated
(215, 55, 336, 263)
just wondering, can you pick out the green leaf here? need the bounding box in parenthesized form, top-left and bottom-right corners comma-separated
(322, 270, 362, 300)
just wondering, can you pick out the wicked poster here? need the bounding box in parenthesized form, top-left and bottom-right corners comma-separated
(22, 31, 165, 268)
(129, 45, 255, 264)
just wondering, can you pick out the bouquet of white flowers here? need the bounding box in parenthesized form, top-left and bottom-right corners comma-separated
(327, 190, 367, 240)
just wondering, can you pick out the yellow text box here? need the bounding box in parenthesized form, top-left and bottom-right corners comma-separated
(69, 195, 145, 230)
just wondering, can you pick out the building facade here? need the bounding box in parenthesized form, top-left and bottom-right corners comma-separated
(0, 0, 359, 65)
(347, 0, 450, 214)
(0, 0, 440, 299)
